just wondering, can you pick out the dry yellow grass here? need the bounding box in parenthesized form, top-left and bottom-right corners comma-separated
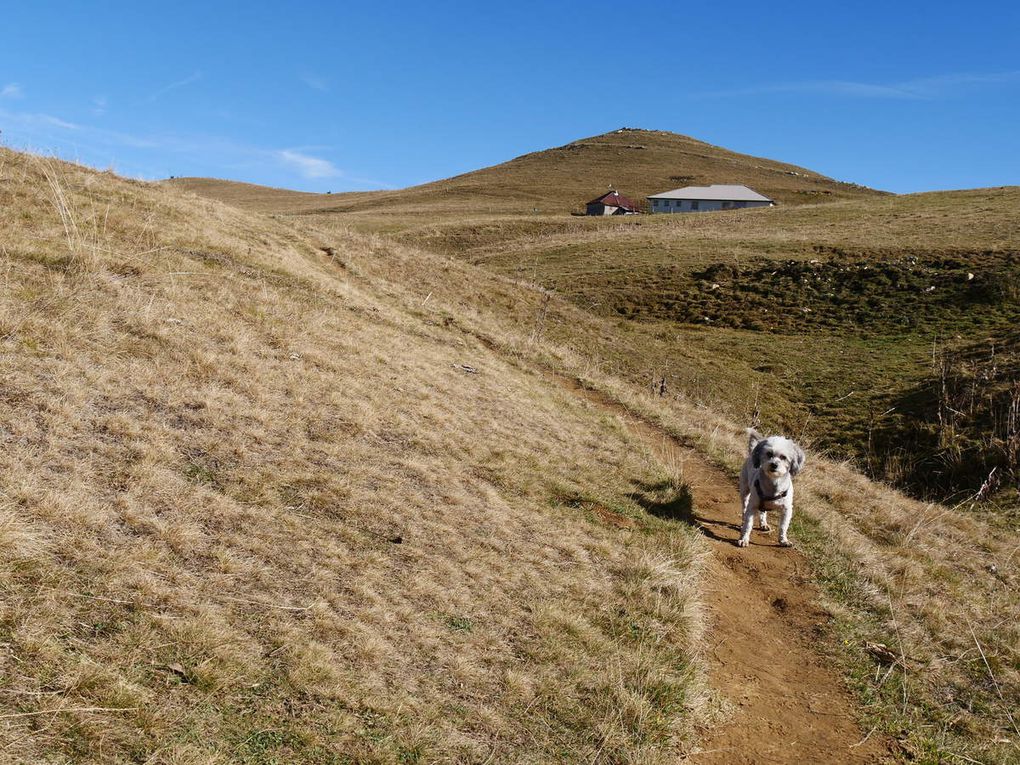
(6, 141, 1018, 764)
(341, 185, 1020, 507)
(355, 186, 1020, 287)
(0, 149, 710, 763)
(292, 201, 1020, 761)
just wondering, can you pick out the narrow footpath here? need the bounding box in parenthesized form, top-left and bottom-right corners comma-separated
(561, 378, 889, 764)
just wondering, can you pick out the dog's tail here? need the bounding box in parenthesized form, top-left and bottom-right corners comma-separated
(746, 428, 764, 453)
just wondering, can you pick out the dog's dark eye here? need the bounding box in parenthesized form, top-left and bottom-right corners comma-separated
(767, 451, 773, 458)
(779, 455, 788, 461)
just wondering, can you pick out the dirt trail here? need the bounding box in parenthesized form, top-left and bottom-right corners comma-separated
(561, 379, 888, 764)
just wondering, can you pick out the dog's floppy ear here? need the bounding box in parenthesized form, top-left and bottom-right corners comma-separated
(751, 438, 769, 469)
(747, 428, 763, 453)
(790, 443, 806, 476)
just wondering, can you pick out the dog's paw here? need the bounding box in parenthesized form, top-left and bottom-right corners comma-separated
(778, 539, 793, 548)
(737, 537, 750, 548)
(759, 523, 771, 532)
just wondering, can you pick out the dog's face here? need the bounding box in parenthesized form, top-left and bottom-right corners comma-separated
(752, 436, 805, 479)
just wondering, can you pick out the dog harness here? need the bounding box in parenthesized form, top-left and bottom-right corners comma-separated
(754, 479, 788, 504)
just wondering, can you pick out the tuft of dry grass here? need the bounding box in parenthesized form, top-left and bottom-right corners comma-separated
(35, 155, 109, 276)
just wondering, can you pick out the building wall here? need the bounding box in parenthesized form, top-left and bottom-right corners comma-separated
(648, 198, 771, 214)
(586, 203, 620, 216)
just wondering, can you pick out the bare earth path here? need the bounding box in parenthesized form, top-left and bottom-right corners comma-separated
(561, 378, 889, 764)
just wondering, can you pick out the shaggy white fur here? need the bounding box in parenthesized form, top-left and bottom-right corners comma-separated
(737, 429, 806, 548)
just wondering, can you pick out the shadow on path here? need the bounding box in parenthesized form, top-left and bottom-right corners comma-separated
(629, 479, 740, 544)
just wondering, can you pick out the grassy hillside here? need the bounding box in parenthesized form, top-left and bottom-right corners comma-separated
(369, 187, 1020, 503)
(169, 128, 884, 216)
(301, 210, 1020, 764)
(0, 150, 708, 763)
(163, 176, 333, 214)
(5, 146, 1019, 764)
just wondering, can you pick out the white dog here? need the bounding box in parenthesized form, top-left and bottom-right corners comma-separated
(738, 429, 806, 548)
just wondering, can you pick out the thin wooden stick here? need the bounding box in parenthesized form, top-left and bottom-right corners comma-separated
(944, 750, 985, 764)
(850, 725, 877, 748)
(884, 586, 910, 714)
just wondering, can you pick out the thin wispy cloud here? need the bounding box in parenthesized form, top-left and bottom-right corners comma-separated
(1, 83, 24, 99)
(697, 70, 1020, 100)
(92, 96, 108, 116)
(911, 71, 1020, 93)
(0, 108, 79, 131)
(41, 114, 79, 130)
(146, 71, 203, 102)
(1, 106, 387, 189)
(277, 149, 341, 179)
(300, 74, 329, 92)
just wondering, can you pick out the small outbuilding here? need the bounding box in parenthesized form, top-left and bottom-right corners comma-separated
(585, 190, 641, 216)
(647, 184, 774, 213)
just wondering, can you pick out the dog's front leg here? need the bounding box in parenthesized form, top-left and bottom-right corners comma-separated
(758, 510, 770, 532)
(738, 497, 755, 547)
(777, 502, 794, 547)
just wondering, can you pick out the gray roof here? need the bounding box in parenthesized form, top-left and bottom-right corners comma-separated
(647, 184, 773, 202)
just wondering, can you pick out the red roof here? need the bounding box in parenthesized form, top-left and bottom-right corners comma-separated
(586, 190, 640, 211)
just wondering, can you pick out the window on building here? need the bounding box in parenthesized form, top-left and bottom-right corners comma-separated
(691, 200, 699, 210)
(735, 201, 746, 208)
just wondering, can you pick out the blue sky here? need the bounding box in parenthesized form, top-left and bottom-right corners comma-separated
(2, 1, 1018, 194)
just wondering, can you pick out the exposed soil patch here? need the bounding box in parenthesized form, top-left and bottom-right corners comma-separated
(557, 377, 891, 763)
(611, 250, 1020, 335)
(589, 502, 638, 528)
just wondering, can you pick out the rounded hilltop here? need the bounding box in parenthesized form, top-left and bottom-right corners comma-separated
(168, 128, 885, 216)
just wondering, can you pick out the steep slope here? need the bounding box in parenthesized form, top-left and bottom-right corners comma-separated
(0, 149, 707, 763)
(169, 128, 883, 216)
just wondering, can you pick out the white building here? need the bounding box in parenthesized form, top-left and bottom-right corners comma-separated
(647, 184, 774, 213)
